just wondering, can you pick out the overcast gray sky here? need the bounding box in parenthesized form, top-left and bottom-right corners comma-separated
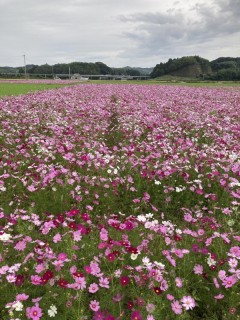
(0, 0, 239, 67)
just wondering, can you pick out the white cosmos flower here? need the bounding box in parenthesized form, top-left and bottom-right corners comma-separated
(0, 233, 12, 242)
(137, 215, 146, 222)
(12, 301, 23, 311)
(48, 305, 57, 317)
(131, 253, 139, 260)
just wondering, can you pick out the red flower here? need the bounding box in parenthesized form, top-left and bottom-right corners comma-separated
(69, 222, 77, 230)
(120, 276, 130, 286)
(81, 213, 89, 221)
(127, 301, 134, 309)
(73, 271, 84, 278)
(58, 278, 68, 288)
(154, 287, 163, 295)
(127, 246, 138, 254)
(43, 270, 54, 280)
(107, 253, 116, 262)
(15, 275, 24, 286)
(57, 214, 65, 223)
(174, 235, 182, 241)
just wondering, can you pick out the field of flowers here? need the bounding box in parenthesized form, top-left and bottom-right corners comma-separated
(0, 84, 239, 320)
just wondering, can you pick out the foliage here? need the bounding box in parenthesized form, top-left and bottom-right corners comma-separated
(150, 56, 211, 78)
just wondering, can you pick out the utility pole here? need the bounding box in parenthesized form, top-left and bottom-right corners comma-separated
(23, 54, 27, 79)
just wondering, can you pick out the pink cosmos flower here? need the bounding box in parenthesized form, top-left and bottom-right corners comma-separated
(6, 274, 17, 283)
(89, 283, 99, 293)
(222, 276, 237, 288)
(193, 264, 203, 275)
(14, 240, 26, 251)
(213, 277, 220, 288)
(229, 246, 240, 258)
(89, 300, 100, 312)
(147, 316, 155, 320)
(146, 303, 156, 313)
(57, 252, 68, 261)
(175, 277, 183, 288)
(214, 294, 224, 300)
(53, 233, 62, 243)
(16, 293, 29, 301)
(90, 262, 101, 275)
(171, 300, 183, 314)
(75, 276, 86, 289)
(218, 270, 226, 280)
(99, 277, 109, 288)
(181, 296, 196, 310)
(26, 304, 43, 320)
(100, 228, 108, 241)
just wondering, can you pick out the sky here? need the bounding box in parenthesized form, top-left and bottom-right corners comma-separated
(0, 0, 239, 68)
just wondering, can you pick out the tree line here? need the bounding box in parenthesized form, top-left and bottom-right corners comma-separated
(1, 56, 240, 80)
(16, 62, 142, 77)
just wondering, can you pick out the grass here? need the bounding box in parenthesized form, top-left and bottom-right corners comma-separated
(0, 83, 70, 97)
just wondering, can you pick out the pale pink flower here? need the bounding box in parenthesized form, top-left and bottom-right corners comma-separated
(175, 277, 183, 288)
(75, 276, 86, 289)
(171, 300, 183, 314)
(90, 262, 101, 275)
(16, 293, 29, 301)
(100, 228, 108, 241)
(89, 283, 99, 293)
(89, 300, 100, 312)
(31, 275, 42, 285)
(146, 303, 156, 313)
(166, 294, 174, 301)
(14, 240, 26, 251)
(53, 233, 62, 243)
(99, 277, 109, 288)
(181, 296, 195, 310)
(6, 274, 17, 283)
(230, 246, 240, 258)
(213, 277, 220, 288)
(193, 264, 203, 275)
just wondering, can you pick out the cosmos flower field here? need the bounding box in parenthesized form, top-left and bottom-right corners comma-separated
(0, 84, 239, 320)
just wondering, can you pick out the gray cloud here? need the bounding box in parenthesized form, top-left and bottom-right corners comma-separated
(118, 0, 240, 62)
(0, 0, 239, 67)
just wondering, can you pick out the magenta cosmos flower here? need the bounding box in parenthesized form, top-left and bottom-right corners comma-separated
(120, 275, 130, 286)
(131, 310, 143, 320)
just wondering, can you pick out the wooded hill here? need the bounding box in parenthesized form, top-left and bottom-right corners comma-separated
(150, 56, 240, 80)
